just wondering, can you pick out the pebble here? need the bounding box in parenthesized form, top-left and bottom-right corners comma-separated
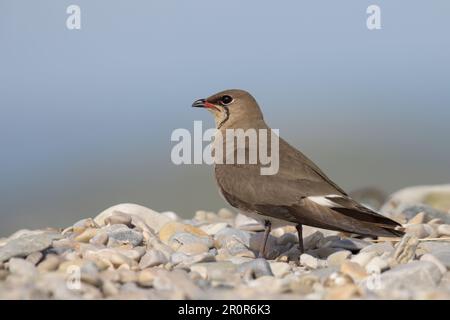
(326, 250, 352, 267)
(102, 224, 143, 246)
(139, 249, 168, 269)
(0, 231, 61, 263)
(238, 259, 273, 280)
(340, 260, 368, 281)
(325, 284, 360, 300)
(405, 224, 433, 238)
(137, 269, 156, 287)
(200, 223, 229, 235)
(104, 213, 133, 227)
(190, 262, 238, 281)
(26, 252, 44, 265)
(37, 254, 61, 272)
(300, 253, 326, 269)
(351, 251, 378, 267)
(437, 224, 450, 237)
(269, 262, 291, 278)
(169, 232, 213, 249)
(391, 234, 419, 265)
(89, 232, 109, 246)
(365, 256, 389, 274)
(420, 254, 447, 274)
(159, 222, 208, 244)
(360, 242, 395, 255)
(375, 261, 442, 291)
(328, 238, 371, 252)
(94, 203, 171, 232)
(432, 250, 450, 269)
(407, 211, 426, 224)
(234, 213, 263, 231)
(177, 243, 210, 256)
(217, 208, 235, 219)
(74, 228, 98, 243)
(8, 258, 37, 278)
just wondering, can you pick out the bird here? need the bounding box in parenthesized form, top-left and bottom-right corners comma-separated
(192, 89, 404, 258)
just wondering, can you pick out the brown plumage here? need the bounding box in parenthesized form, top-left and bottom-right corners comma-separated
(192, 89, 404, 257)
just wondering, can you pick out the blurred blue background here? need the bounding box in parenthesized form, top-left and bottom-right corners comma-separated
(1, 0, 449, 235)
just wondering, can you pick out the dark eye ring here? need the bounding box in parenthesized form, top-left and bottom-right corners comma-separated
(220, 95, 233, 105)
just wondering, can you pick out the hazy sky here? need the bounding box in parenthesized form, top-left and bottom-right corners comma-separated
(1, 1, 449, 235)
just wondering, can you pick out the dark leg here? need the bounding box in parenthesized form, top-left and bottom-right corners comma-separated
(258, 220, 272, 258)
(296, 224, 304, 254)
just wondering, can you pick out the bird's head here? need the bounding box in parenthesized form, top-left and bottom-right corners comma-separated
(192, 89, 263, 129)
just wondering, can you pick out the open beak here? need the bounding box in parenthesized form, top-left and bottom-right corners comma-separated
(192, 98, 218, 111)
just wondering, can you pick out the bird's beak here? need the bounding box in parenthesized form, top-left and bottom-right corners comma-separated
(192, 99, 206, 108)
(192, 98, 218, 110)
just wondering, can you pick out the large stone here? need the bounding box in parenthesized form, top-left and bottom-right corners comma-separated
(0, 231, 62, 263)
(94, 203, 170, 232)
(374, 261, 442, 291)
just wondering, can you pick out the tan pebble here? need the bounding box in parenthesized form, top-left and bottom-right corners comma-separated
(26, 252, 44, 265)
(340, 260, 368, 280)
(89, 232, 109, 246)
(105, 213, 132, 227)
(138, 269, 156, 287)
(351, 251, 378, 267)
(327, 250, 352, 267)
(437, 224, 450, 237)
(217, 208, 235, 219)
(102, 280, 119, 297)
(119, 269, 138, 283)
(408, 211, 426, 224)
(159, 222, 207, 243)
(37, 254, 61, 272)
(405, 224, 431, 238)
(74, 228, 98, 243)
(177, 243, 209, 256)
(325, 284, 360, 300)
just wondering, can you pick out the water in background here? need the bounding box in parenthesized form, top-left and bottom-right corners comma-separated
(1, 0, 449, 236)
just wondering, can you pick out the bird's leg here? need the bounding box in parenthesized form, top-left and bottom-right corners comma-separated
(296, 224, 304, 254)
(258, 220, 272, 259)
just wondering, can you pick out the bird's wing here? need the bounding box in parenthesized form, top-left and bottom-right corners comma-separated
(214, 138, 403, 237)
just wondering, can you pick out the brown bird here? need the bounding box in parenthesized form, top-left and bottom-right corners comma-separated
(192, 89, 404, 258)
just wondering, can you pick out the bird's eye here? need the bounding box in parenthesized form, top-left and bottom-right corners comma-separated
(220, 95, 233, 105)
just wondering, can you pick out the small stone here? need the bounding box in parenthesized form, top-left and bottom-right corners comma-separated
(437, 224, 450, 237)
(351, 251, 378, 267)
(234, 213, 263, 231)
(89, 232, 109, 246)
(139, 249, 168, 269)
(102, 224, 143, 246)
(300, 253, 326, 269)
(326, 250, 352, 267)
(214, 228, 251, 248)
(238, 258, 273, 280)
(8, 258, 37, 278)
(159, 222, 208, 244)
(118, 269, 138, 283)
(169, 232, 213, 249)
(200, 223, 229, 236)
(325, 284, 360, 300)
(391, 234, 419, 265)
(408, 211, 427, 224)
(303, 231, 324, 250)
(217, 208, 235, 219)
(37, 254, 61, 272)
(340, 260, 368, 281)
(405, 224, 432, 238)
(432, 250, 450, 269)
(190, 262, 238, 281)
(362, 242, 395, 256)
(420, 253, 447, 274)
(102, 280, 119, 297)
(161, 211, 180, 221)
(328, 238, 371, 252)
(177, 243, 210, 256)
(73, 218, 98, 232)
(137, 268, 156, 287)
(276, 233, 298, 246)
(269, 262, 291, 278)
(105, 213, 133, 227)
(365, 256, 389, 274)
(26, 252, 44, 265)
(74, 228, 98, 243)
(0, 231, 62, 263)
